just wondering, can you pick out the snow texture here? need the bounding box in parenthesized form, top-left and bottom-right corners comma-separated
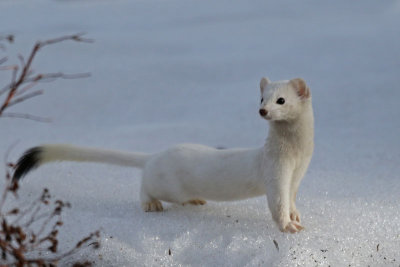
(1, 0, 400, 266)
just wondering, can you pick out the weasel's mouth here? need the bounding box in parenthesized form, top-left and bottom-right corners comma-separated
(260, 115, 271, 120)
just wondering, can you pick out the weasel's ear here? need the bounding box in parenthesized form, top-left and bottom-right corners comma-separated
(289, 78, 310, 99)
(260, 77, 270, 93)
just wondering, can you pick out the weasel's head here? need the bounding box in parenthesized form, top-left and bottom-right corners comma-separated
(259, 77, 311, 122)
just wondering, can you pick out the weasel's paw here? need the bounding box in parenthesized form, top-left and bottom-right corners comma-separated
(281, 221, 304, 233)
(183, 199, 207, 206)
(290, 209, 301, 223)
(142, 200, 163, 212)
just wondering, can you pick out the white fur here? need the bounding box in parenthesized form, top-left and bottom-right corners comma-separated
(33, 78, 314, 233)
(41, 144, 151, 168)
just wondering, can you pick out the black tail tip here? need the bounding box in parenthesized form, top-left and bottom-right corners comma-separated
(12, 146, 43, 182)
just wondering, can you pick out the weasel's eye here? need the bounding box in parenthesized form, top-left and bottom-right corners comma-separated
(276, 98, 285, 105)
(260, 97, 264, 104)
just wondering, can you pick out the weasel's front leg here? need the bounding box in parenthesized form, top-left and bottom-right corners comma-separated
(289, 159, 312, 223)
(289, 177, 301, 223)
(265, 167, 304, 233)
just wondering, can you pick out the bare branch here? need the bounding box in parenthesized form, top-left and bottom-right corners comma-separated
(1, 112, 51, 122)
(7, 90, 43, 108)
(39, 32, 93, 47)
(11, 65, 18, 86)
(0, 145, 18, 212)
(0, 71, 90, 97)
(14, 81, 39, 97)
(17, 54, 25, 69)
(26, 72, 91, 83)
(0, 64, 17, 71)
(0, 33, 92, 117)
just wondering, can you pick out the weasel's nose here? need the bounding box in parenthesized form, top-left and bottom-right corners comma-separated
(259, 109, 268, 116)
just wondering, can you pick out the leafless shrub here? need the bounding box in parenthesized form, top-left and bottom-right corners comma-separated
(1, 163, 100, 266)
(0, 34, 100, 266)
(0, 33, 93, 122)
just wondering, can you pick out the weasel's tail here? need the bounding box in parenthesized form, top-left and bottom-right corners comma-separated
(12, 144, 152, 182)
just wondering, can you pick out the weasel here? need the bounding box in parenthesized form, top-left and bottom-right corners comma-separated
(12, 77, 314, 233)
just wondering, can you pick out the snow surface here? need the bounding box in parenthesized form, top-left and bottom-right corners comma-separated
(1, 0, 400, 266)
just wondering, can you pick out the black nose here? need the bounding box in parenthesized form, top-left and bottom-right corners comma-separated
(259, 109, 268, 116)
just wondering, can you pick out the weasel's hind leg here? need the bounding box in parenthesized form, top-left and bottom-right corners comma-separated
(140, 189, 163, 212)
(142, 200, 163, 212)
(183, 199, 207, 206)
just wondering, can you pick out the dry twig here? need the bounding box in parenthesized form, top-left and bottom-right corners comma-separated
(0, 163, 100, 266)
(0, 34, 100, 266)
(0, 33, 92, 121)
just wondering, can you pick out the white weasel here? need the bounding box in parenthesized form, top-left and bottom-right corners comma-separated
(13, 77, 314, 233)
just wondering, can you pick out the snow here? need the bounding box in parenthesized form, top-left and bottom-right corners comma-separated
(1, 0, 400, 266)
